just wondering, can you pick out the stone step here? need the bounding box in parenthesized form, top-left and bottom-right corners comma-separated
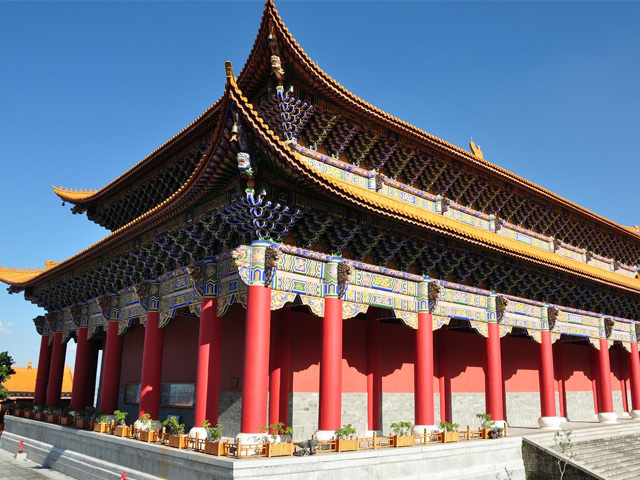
(578, 444, 640, 463)
(533, 429, 640, 448)
(589, 455, 640, 474)
(579, 453, 640, 476)
(595, 465, 640, 479)
(608, 468, 640, 480)
(573, 443, 640, 461)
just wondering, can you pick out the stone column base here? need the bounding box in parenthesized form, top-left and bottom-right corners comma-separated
(413, 425, 438, 434)
(630, 410, 640, 419)
(620, 411, 632, 419)
(537, 416, 562, 430)
(492, 420, 507, 429)
(236, 432, 267, 444)
(189, 427, 208, 439)
(597, 412, 618, 424)
(364, 430, 381, 437)
(314, 430, 336, 441)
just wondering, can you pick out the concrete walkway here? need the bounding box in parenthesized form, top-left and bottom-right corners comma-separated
(0, 448, 74, 480)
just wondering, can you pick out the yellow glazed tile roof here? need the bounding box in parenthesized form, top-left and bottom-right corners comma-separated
(0, 261, 59, 285)
(257, 0, 640, 243)
(3, 362, 73, 394)
(226, 69, 640, 295)
(51, 100, 221, 205)
(0, 92, 228, 288)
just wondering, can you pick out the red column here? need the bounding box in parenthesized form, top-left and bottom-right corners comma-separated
(628, 342, 640, 417)
(554, 341, 567, 419)
(194, 297, 223, 427)
(71, 327, 90, 411)
(318, 296, 343, 434)
(84, 340, 100, 408)
(269, 308, 292, 427)
(139, 311, 164, 419)
(537, 330, 560, 428)
(438, 328, 451, 423)
(597, 338, 616, 422)
(366, 309, 380, 432)
(415, 312, 434, 428)
(45, 332, 67, 407)
(240, 284, 272, 434)
(34, 335, 53, 406)
(100, 321, 124, 414)
(485, 322, 505, 422)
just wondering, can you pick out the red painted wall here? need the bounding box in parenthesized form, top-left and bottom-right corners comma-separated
(119, 324, 144, 388)
(117, 308, 608, 399)
(219, 304, 246, 391)
(446, 329, 485, 393)
(161, 315, 199, 383)
(561, 343, 594, 391)
(502, 336, 540, 393)
(380, 320, 418, 393)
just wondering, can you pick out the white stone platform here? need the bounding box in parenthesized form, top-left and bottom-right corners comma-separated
(1, 416, 525, 480)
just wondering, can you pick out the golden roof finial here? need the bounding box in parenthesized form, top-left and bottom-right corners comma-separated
(27, 361, 32, 369)
(469, 141, 484, 160)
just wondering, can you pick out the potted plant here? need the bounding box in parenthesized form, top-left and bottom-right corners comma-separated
(136, 413, 157, 442)
(390, 421, 414, 447)
(23, 403, 34, 419)
(476, 413, 495, 439)
(34, 405, 46, 421)
(261, 422, 294, 457)
(163, 417, 189, 449)
(74, 409, 92, 429)
(113, 410, 129, 437)
(93, 411, 110, 433)
(201, 421, 224, 456)
(335, 424, 358, 452)
(46, 407, 60, 423)
(439, 421, 460, 443)
(14, 401, 25, 417)
(60, 406, 74, 426)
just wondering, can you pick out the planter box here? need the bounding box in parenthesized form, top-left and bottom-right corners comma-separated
(94, 422, 110, 433)
(336, 438, 359, 452)
(204, 441, 224, 456)
(35, 412, 45, 421)
(267, 442, 293, 457)
(46, 414, 59, 423)
(60, 417, 74, 426)
(394, 435, 415, 447)
(14, 410, 24, 417)
(114, 425, 130, 438)
(138, 429, 156, 442)
(482, 428, 491, 440)
(75, 419, 91, 430)
(442, 431, 460, 443)
(24, 411, 33, 419)
(168, 434, 190, 449)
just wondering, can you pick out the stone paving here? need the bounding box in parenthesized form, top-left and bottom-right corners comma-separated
(0, 448, 73, 480)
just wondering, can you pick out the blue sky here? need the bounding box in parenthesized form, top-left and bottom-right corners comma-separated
(0, 1, 639, 371)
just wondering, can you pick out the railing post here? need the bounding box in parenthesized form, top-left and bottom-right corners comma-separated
(237, 439, 242, 459)
(373, 431, 377, 449)
(467, 425, 471, 440)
